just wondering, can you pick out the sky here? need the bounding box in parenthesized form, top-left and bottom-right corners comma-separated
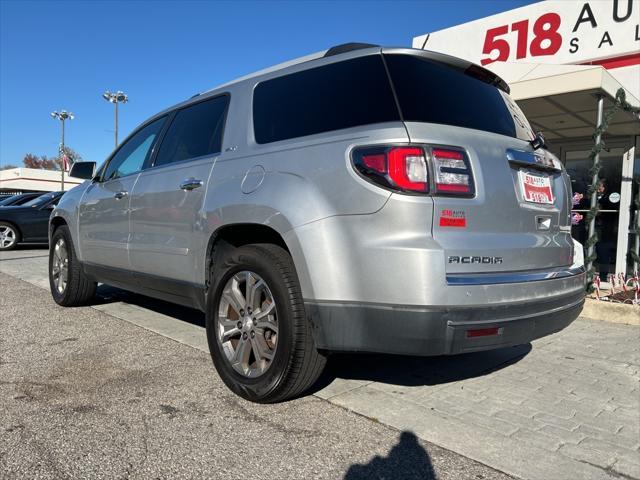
(0, 0, 534, 167)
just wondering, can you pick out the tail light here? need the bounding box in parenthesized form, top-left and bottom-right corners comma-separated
(352, 145, 474, 196)
(432, 148, 474, 195)
(354, 146, 428, 193)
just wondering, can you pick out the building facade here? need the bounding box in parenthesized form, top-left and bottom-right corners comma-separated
(414, 0, 640, 277)
(0, 167, 82, 195)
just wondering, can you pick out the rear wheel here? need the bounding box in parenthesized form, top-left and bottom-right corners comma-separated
(0, 222, 20, 251)
(206, 243, 326, 403)
(49, 225, 96, 306)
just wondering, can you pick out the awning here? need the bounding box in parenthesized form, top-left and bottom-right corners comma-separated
(489, 62, 640, 140)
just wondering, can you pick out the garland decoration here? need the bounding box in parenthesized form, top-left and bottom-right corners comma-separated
(584, 88, 640, 289)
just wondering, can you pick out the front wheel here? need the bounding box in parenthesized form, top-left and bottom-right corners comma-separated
(0, 222, 20, 251)
(206, 243, 326, 403)
(49, 225, 96, 306)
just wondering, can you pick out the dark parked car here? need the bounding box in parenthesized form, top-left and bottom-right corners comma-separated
(0, 192, 47, 207)
(0, 191, 64, 250)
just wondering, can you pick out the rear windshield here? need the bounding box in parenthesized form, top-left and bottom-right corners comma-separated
(384, 54, 533, 141)
(253, 55, 400, 144)
(252, 53, 533, 144)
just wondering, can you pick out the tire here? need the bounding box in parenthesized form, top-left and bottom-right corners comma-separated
(206, 243, 326, 403)
(49, 225, 96, 306)
(0, 222, 20, 251)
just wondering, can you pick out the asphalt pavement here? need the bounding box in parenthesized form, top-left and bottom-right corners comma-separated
(0, 269, 513, 480)
(2, 247, 639, 480)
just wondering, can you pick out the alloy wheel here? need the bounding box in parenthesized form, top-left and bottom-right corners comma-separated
(217, 271, 278, 378)
(0, 225, 16, 249)
(51, 238, 69, 294)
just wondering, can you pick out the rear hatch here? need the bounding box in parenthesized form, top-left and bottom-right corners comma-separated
(383, 49, 573, 275)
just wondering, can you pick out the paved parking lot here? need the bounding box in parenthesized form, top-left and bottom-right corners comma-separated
(1, 248, 639, 480)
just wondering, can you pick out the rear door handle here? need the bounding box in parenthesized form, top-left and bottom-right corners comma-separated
(114, 191, 128, 200)
(180, 178, 203, 191)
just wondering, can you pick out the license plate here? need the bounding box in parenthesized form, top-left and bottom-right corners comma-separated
(518, 170, 554, 205)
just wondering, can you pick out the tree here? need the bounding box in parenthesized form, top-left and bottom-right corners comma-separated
(0, 164, 18, 170)
(23, 153, 57, 169)
(22, 147, 83, 170)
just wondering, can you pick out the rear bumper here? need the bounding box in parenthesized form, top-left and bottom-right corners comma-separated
(306, 288, 584, 356)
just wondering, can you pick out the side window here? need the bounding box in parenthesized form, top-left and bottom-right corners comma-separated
(252, 55, 399, 144)
(103, 117, 166, 181)
(154, 95, 229, 167)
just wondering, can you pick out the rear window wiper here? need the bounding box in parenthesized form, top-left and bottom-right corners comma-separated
(530, 131, 547, 151)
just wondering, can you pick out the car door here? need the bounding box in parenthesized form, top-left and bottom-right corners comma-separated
(129, 94, 229, 285)
(78, 116, 167, 270)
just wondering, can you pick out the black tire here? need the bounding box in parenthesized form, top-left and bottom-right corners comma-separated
(49, 225, 96, 306)
(0, 221, 20, 251)
(206, 243, 326, 403)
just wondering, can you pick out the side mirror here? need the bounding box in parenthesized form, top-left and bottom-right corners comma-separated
(69, 161, 96, 180)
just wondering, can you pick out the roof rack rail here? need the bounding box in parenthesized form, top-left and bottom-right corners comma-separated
(190, 93, 200, 99)
(324, 42, 379, 57)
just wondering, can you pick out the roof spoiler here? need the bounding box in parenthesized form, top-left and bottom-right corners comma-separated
(324, 42, 379, 57)
(465, 64, 510, 94)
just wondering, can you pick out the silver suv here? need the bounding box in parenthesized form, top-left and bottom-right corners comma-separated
(50, 44, 585, 403)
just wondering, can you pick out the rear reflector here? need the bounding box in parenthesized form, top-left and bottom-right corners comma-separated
(466, 327, 501, 338)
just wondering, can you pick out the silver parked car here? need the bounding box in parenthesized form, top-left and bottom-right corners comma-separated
(49, 44, 585, 402)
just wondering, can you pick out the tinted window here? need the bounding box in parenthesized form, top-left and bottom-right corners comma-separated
(0, 195, 18, 206)
(253, 55, 399, 144)
(154, 95, 229, 167)
(103, 117, 166, 181)
(385, 54, 531, 140)
(22, 192, 60, 207)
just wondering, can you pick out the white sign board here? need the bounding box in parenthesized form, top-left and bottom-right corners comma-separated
(413, 0, 639, 67)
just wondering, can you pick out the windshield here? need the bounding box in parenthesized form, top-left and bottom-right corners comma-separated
(22, 192, 58, 207)
(384, 53, 535, 141)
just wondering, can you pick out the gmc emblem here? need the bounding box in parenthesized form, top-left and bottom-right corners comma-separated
(448, 256, 503, 264)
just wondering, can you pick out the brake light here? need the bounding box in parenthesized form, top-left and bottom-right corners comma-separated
(432, 148, 474, 196)
(352, 145, 474, 196)
(357, 147, 428, 193)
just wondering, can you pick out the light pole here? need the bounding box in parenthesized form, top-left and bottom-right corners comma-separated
(51, 110, 74, 190)
(102, 90, 128, 147)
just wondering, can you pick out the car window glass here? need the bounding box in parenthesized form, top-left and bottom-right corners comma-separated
(154, 95, 228, 167)
(0, 196, 17, 205)
(22, 193, 51, 207)
(384, 54, 527, 140)
(103, 117, 166, 181)
(252, 55, 399, 144)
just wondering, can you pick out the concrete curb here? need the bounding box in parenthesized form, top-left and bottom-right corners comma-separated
(580, 298, 640, 325)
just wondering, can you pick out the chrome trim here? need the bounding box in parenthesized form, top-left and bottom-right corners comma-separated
(446, 266, 585, 286)
(506, 149, 560, 172)
(179, 178, 204, 191)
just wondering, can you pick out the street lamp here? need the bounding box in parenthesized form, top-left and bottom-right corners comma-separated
(51, 110, 74, 190)
(102, 90, 128, 147)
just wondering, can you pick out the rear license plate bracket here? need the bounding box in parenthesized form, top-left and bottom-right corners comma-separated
(518, 169, 554, 205)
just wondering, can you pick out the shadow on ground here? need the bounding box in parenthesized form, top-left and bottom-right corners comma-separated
(94, 285, 206, 327)
(311, 343, 531, 391)
(13, 244, 49, 250)
(344, 431, 436, 480)
(92, 285, 530, 390)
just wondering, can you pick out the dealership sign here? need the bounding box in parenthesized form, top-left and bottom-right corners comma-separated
(413, 0, 639, 67)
